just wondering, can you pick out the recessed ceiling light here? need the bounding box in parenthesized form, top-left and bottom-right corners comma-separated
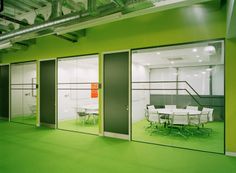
(202, 71, 206, 74)
(146, 63, 150, 66)
(198, 59, 203, 63)
(170, 61, 174, 64)
(192, 48, 197, 52)
(156, 52, 160, 55)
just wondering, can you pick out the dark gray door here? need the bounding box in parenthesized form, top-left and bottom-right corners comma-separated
(104, 52, 129, 135)
(40, 60, 55, 126)
(0, 65, 9, 119)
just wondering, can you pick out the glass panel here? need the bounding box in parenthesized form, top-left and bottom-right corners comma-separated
(11, 62, 37, 125)
(132, 40, 224, 153)
(58, 55, 99, 134)
(178, 66, 210, 95)
(212, 65, 224, 95)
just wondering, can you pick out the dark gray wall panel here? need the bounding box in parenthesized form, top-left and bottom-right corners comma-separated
(40, 60, 55, 125)
(104, 52, 129, 135)
(0, 65, 9, 119)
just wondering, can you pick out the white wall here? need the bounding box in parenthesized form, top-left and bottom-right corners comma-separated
(212, 65, 224, 95)
(178, 66, 210, 95)
(11, 63, 36, 117)
(150, 68, 177, 95)
(149, 66, 217, 96)
(132, 63, 150, 123)
(58, 55, 98, 121)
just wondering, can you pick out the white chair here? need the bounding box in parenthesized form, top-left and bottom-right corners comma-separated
(198, 110, 212, 135)
(29, 104, 36, 116)
(165, 105, 177, 110)
(76, 108, 87, 124)
(202, 107, 214, 121)
(186, 106, 198, 111)
(170, 111, 189, 126)
(145, 106, 166, 130)
(147, 105, 155, 111)
(199, 110, 209, 127)
(169, 111, 190, 137)
(147, 105, 159, 124)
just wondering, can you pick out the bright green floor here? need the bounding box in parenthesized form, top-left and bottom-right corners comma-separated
(0, 121, 236, 173)
(132, 119, 224, 153)
(11, 115, 36, 125)
(58, 118, 99, 134)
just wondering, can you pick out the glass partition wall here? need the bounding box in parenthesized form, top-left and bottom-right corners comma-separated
(10, 62, 37, 125)
(58, 55, 99, 134)
(131, 40, 225, 153)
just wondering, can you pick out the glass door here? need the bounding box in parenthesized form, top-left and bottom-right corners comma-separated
(58, 55, 99, 134)
(11, 62, 37, 125)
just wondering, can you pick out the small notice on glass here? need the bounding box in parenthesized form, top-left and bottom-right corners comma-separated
(91, 83, 98, 98)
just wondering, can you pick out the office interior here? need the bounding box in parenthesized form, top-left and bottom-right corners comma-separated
(0, 1, 236, 173)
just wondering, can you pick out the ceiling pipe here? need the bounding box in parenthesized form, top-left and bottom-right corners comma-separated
(0, 11, 87, 42)
(0, 0, 213, 43)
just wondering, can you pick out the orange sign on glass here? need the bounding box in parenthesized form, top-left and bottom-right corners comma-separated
(91, 83, 98, 98)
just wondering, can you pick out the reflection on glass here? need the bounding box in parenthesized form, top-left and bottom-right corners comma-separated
(58, 55, 99, 134)
(132, 40, 224, 153)
(11, 62, 37, 125)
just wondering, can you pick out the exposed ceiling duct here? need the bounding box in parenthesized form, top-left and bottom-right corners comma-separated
(0, 0, 213, 52)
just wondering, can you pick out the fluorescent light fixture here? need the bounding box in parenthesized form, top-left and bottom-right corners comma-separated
(154, 0, 186, 7)
(0, 41, 12, 50)
(170, 61, 175, 64)
(192, 48, 197, 52)
(206, 68, 212, 71)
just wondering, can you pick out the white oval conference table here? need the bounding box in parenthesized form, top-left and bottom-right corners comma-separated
(155, 108, 201, 115)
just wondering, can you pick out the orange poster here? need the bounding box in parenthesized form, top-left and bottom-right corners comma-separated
(91, 83, 98, 98)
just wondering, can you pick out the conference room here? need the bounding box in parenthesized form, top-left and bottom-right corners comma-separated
(131, 40, 225, 153)
(57, 54, 99, 134)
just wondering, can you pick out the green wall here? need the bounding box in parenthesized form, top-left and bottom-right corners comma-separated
(1, 2, 235, 153)
(225, 38, 236, 153)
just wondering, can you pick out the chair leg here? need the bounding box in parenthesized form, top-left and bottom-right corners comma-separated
(93, 115, 96, 125)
